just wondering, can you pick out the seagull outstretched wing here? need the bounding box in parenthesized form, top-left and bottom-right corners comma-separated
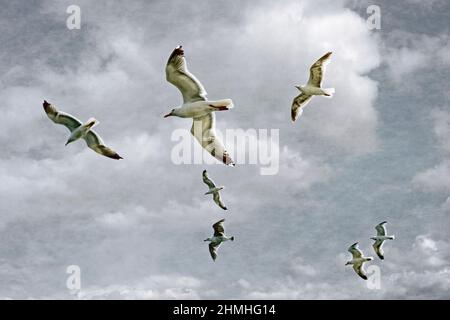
(307, 52, 332, 88)
(373, 240, 385, 260)
(209, 243, 220, 261)
(353, 262, 368, 280)
(213, 219, 226, 237)
(202, 170, 216, 189)
(291, 94, 312, 122)
(348, 242, 363, 259)
(375, 221, 387, 236)
(43, 100, 82, 132)
(191, 113, 235, 166)
(166, 46, 207, 103)
(83, 131, 123, 160)
(213, 192, 227, 210)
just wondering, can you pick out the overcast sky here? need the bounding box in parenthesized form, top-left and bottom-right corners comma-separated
(0, 0, 449, 299)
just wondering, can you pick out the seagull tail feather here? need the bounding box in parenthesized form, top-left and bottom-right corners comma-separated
(84, 117, 99, 128)
(209, 99, 234, 110)
(322, 88, 335, 97)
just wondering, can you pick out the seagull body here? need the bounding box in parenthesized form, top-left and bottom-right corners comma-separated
(345, 242, 373, 280)
(43, 100, 123, 160)
(291, 52, 335, 122)
(204, 219, 234, 261)
(371, 221, 395, 260)
(165, 100, 233, 119)
(202, 170, 227, 210)
(164, 46, 235, 166)
(66, 118, 98, 145)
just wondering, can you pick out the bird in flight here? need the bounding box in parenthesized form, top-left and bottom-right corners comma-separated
(164, 46, 235, 166)
(202, 170, 227, 210)
(371, 221, 395, 260)
(43, 100, 122, 160)
(345, 242, 373, 280)
(291, 52, 334, 122)
(204, 219, 234, 261)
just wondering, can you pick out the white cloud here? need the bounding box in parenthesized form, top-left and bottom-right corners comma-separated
(225, 1, 380, 155)
(383, 32, 450, 84)
(413, 109, 450, 193)
(278, 146, 333, 189)
(413, 161, 450, 193)
(2, 0, 448, 300)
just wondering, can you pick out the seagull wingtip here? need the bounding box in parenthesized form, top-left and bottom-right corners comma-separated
(174, 46, 184, 55)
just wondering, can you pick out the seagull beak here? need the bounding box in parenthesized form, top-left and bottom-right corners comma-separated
(163, 112, 172, 118)
(65, 141, 69, 146)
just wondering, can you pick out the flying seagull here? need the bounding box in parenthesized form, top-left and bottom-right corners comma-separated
(371, 221, 395, 260)
(345, 242, 373, 280)
(202, 170, 227, 210)
(291, 52, 335, 122)
(164, 46, 235, 166)
(204, 219, 234, 261)
(43, 100, 122, 160)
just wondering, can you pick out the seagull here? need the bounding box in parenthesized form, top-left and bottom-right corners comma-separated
(345, 242, 373, 280)
(43, 100, 123, 160)
(371, 221, 395, 260)
(164, 46, 235, 166)
(204, 219, 234, 261)
(202, 170, 227, 210)
(291, 52, 335, 122)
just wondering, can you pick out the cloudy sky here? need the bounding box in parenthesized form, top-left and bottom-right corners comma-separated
(0, 0, 449, 299)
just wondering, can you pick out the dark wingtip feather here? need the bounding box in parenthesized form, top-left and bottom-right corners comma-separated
(174, 45, 184, 55)
(110, 153, 123, 160)
(43, 100, 51, 111)
(168, 45, 184, 63)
